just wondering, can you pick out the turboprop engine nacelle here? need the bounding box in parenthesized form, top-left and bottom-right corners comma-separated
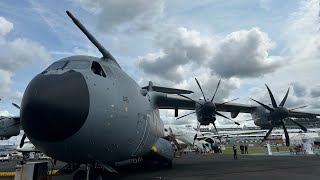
(0, 116, 20, 139)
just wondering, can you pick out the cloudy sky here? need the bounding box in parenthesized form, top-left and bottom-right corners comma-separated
(0, 0, 320, 129)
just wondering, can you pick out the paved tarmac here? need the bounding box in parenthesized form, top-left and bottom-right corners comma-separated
(1, 153, 320, 180)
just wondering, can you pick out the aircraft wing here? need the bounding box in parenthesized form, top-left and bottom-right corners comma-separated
(288, 110, 320, 118)
(215, 102, 256, 113)
(152, 92, 257, 114)
(197, 130, 268, 139)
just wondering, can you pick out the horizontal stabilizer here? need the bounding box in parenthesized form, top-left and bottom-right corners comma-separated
(142, 86, 193, 94)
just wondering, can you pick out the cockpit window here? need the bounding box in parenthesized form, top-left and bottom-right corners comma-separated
(91, 61, 106, 77)
(65, 61, 90, 70)
(46, 61, 67, 71)
(102, 65, 116, 79)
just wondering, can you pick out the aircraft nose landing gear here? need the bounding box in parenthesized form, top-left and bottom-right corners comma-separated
(73, 163, 117, 180)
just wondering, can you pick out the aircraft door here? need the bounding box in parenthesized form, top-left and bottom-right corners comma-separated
(131, 111, 151, 156)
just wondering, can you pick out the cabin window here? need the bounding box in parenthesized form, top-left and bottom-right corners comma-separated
(46, 61, 67, 71)
(65, 61, 90, 70)
(91, 61, 106, 77)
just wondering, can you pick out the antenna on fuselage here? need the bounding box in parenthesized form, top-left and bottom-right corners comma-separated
(66, 11, 121, 69)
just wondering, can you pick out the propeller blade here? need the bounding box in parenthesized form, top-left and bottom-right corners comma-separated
(249, 98, 274, 112)
(216, 112, 240, 125)
(289, 105, 307, 111)
(265, 84, 278, 108)
(12, 103, 20, 109)
(282, 122, 290, 146)
(176, 111, 196, 120)
(210, 79, 221, 102)
(195, 78, 207, 102)
(178, 94, 203, 106)
(216, 111, 231, 120)
(216, 98, 239, 107)
(193, 123, 201, 145)
(279, 87, 290, 107)
(260, 126, 274, 144)
(212, 122, 222, 143)
(193, 134, 197, 145)
(289, 119, 307, 132)
(20, 134, 27, 148)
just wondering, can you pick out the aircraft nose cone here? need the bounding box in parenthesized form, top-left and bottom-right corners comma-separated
(21, 70, 89, 142)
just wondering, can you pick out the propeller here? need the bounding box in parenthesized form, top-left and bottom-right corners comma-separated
(177, 78, 239, 125)
(176, 78, 239, 145)
(12, 103, 20, 109)
(251, 84, 307, 146)
(20, 134, 27, 148)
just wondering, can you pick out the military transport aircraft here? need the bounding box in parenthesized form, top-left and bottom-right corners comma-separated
(0, 11, 255, 179)
(0, 11, 319, 179)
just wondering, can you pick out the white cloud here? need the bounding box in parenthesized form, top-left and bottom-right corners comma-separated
(285, 0, 320, 61)
(73, 0, 164, 33)
(138, 27, 214, 83)
(0, 110, 11, 116)
(0, 38, 50, 72)
(0, 17, 13, 36)
(210, 28, 285, 78)
(139, 27, 285, 88)
(0, 16, 50, 103)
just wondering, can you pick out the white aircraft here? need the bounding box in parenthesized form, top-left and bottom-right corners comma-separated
(165, 124, 268, 151)
(16, 141, 40, 153)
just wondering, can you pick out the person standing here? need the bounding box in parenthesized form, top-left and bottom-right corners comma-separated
(240, 144, 244, 154)
(233, 145, 238, 160)
(244, 145, 248, 154)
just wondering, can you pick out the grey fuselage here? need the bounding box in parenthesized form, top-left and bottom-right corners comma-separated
(20, 55, 164, 164)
